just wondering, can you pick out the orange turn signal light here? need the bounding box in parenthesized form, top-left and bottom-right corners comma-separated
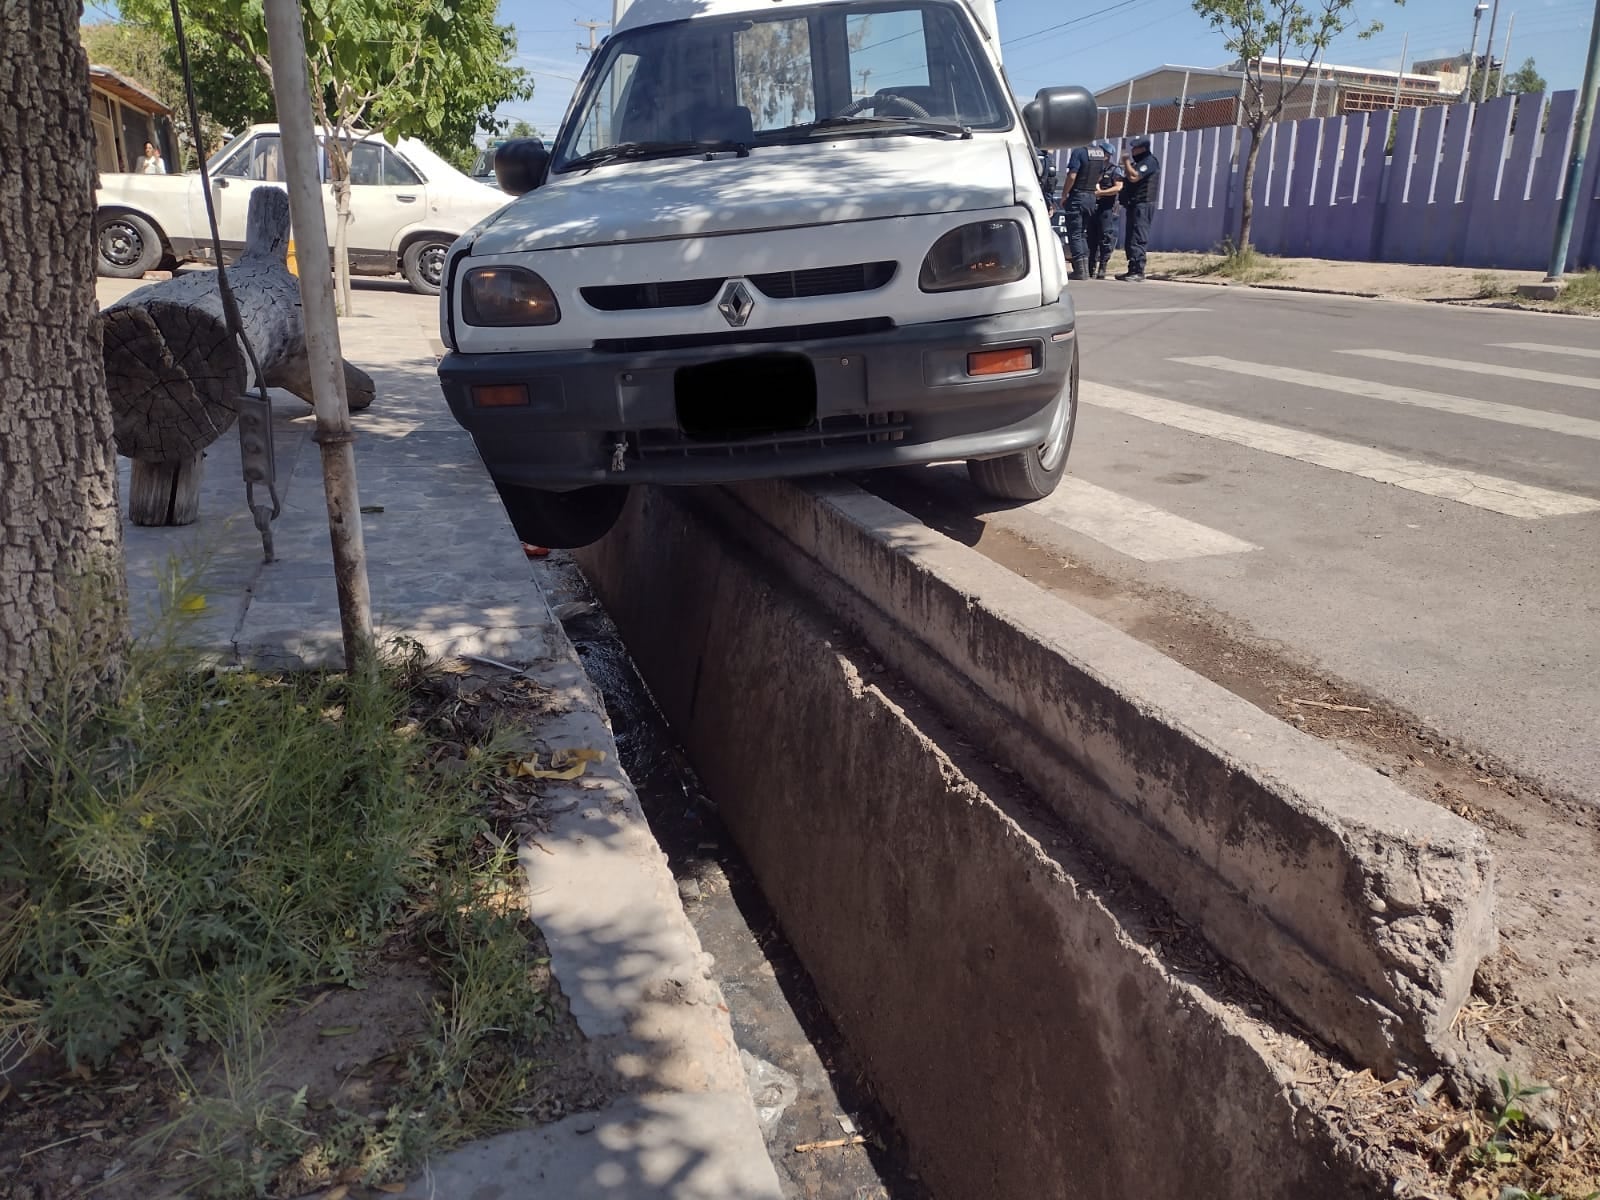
(966, 347, 1036, 377)
(472, 384, 530, 408)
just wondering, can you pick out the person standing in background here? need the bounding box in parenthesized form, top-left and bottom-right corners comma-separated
(136, 140, 166, 174)
(1117, 133, 1160, 282)
(1089, 141, 1123, 280)
(1058, 138, 1109, 282)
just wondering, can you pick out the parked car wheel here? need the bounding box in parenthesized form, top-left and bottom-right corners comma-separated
(494, 482, 628, 549)
(966, 347, 1078, 502)
(402, 238, 451, 295)
(97, 212, 164, 279)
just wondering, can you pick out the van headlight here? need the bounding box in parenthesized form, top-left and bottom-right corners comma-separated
(918, 220, 1030, 292)
(461, 266, 561, 326)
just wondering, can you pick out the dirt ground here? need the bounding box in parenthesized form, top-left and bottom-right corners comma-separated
(1141, 252, 1600, 315)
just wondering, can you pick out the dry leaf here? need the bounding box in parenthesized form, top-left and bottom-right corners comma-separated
(508, 747, 606, 781)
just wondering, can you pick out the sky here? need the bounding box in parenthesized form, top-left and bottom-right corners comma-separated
(496, 0, 1597, 139)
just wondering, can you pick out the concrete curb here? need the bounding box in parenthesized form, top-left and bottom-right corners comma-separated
(396, 630, 783, 1200)
(720, 477, 1496, 1073)
(576, 485, 1402, 1198)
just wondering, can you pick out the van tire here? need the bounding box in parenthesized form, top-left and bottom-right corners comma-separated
(494, 482, 628, 549)
(966, 348, 1078, 502)
(97, 212, 164, 279)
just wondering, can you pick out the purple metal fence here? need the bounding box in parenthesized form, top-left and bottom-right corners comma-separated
(1145, 90, 1600, 271)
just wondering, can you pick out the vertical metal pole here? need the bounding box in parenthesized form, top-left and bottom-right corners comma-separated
(1176, 71, 1190, 131)
(1309, 68, 1321, 118)
(1497, 13, 1516, 96)
(260, 0, 374, 670)
(1479, 0, 1502, 101)
(1393, 33, 1410, 109)
(1122, 79, 1134, 137)
(1464, 3, 1486, 101)
(1542, 0, 1600, 281)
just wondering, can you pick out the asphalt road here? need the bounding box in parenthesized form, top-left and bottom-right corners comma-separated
(860, 281, 1600, 804)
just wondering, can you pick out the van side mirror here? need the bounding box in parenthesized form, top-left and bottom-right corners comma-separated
(495, 138, 549, 196)
(1024, 86, 1098, 150)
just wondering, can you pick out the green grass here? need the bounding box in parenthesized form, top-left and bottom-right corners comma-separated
(0, 589, 555, 1196)
(1552, 269, 1600, 314)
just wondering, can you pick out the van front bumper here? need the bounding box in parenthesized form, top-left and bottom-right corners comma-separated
(438, 302, 1076, 490)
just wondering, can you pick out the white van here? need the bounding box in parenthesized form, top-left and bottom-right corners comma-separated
(436, 0, 1095, 545)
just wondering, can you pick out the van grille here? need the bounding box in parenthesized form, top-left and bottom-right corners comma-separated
(592, 317, 893, 354)
(580, 261, 897, 311)
(749, 261, 897, 299)
(631, 411, 908, 459)
(582, 278, 725, 311)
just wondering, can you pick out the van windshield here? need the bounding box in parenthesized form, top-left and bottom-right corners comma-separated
(553, 0, 1010, 171)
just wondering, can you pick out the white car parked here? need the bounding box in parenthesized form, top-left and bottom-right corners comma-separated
(94, 124, 511, 294)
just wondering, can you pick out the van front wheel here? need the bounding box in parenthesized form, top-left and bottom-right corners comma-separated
(966, 353, 1078, 502)
(493, 482, 628, 549)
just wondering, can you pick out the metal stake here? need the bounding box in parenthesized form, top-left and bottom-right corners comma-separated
(261, 0, 374, 670)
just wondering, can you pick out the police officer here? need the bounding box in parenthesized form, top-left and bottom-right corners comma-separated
(1089, 141, 1123, 280)
(1117, 133, 1160, 282)
(1059, 138, 1110, 281)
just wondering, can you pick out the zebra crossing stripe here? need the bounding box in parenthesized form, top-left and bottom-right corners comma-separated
(1173, 355, 1600, 441)
(1081, 382, 1600, 519)
(1022, 477, 1259, 561)
(1493, 342, 1600, 361)
(1340, 348, 1600, 392)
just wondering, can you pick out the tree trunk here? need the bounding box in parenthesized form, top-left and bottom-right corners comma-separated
(327, 137, 355, 317)
(1, 6, 128, 767)
(1237, 126, 1266, 253)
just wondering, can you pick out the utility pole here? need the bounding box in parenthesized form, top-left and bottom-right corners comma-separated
(1496, 13, 1516, 96)
(1464, 1, 1488, 101)
(1392, 32, 1410, 110)
(1533, 0, 1600, 285)
(1478, 0, 1502, 101)
(575, 18, 607, 56)
(260, 0, 374, 671)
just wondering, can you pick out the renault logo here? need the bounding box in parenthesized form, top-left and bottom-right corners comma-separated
(717, 280, 754, 328)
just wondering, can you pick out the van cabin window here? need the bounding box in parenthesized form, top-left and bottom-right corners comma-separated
(555, 1, 1008, 169)
(216, 134, 284, 181)
(349, 141, 423, 187)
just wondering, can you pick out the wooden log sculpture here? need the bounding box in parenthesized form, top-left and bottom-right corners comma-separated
(101, 187, 376, 526)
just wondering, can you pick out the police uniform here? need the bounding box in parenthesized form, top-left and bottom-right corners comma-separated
(1060, 140, 1110, 280)
(1118, 134, 1160, 281)
(1089, 147, 1123, 280)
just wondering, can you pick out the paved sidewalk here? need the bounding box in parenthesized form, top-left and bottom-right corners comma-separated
(103, 277, 782, 1199)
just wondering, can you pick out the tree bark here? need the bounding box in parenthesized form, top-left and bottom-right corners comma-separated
(1, 6, 128, 767)
(1237, 125, 1266, 252)
(328, 136, 356, 317)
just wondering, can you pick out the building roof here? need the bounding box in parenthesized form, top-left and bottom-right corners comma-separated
(88, 65, 172, 115)
(1096, 58, 1440, 96)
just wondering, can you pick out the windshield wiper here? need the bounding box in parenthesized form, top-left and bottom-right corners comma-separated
(766, 115, 972, 141)
(561, 140, 751, 171)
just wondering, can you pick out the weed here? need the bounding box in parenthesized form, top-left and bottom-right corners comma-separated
(1500, 1189, 1600, 1200)
(0, 595, 555, 1196)
(1472, 1071, 1553, 1168)
(1552, 269, 1600, 314)
(1474, 271, 1517, 299)
(1190, 241, 1285, 283)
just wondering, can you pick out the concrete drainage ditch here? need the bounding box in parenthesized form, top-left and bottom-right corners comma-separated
(571, 479, 1503, 1199)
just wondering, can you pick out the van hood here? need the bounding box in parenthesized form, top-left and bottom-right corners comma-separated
(468, 135, 1019, 255)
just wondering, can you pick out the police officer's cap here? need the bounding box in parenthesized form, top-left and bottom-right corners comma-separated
(1129, 133, 1153, 148)
(1096, 139, 1115, 155)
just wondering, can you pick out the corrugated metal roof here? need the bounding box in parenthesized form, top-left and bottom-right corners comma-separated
(88, 64, 173, 115)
